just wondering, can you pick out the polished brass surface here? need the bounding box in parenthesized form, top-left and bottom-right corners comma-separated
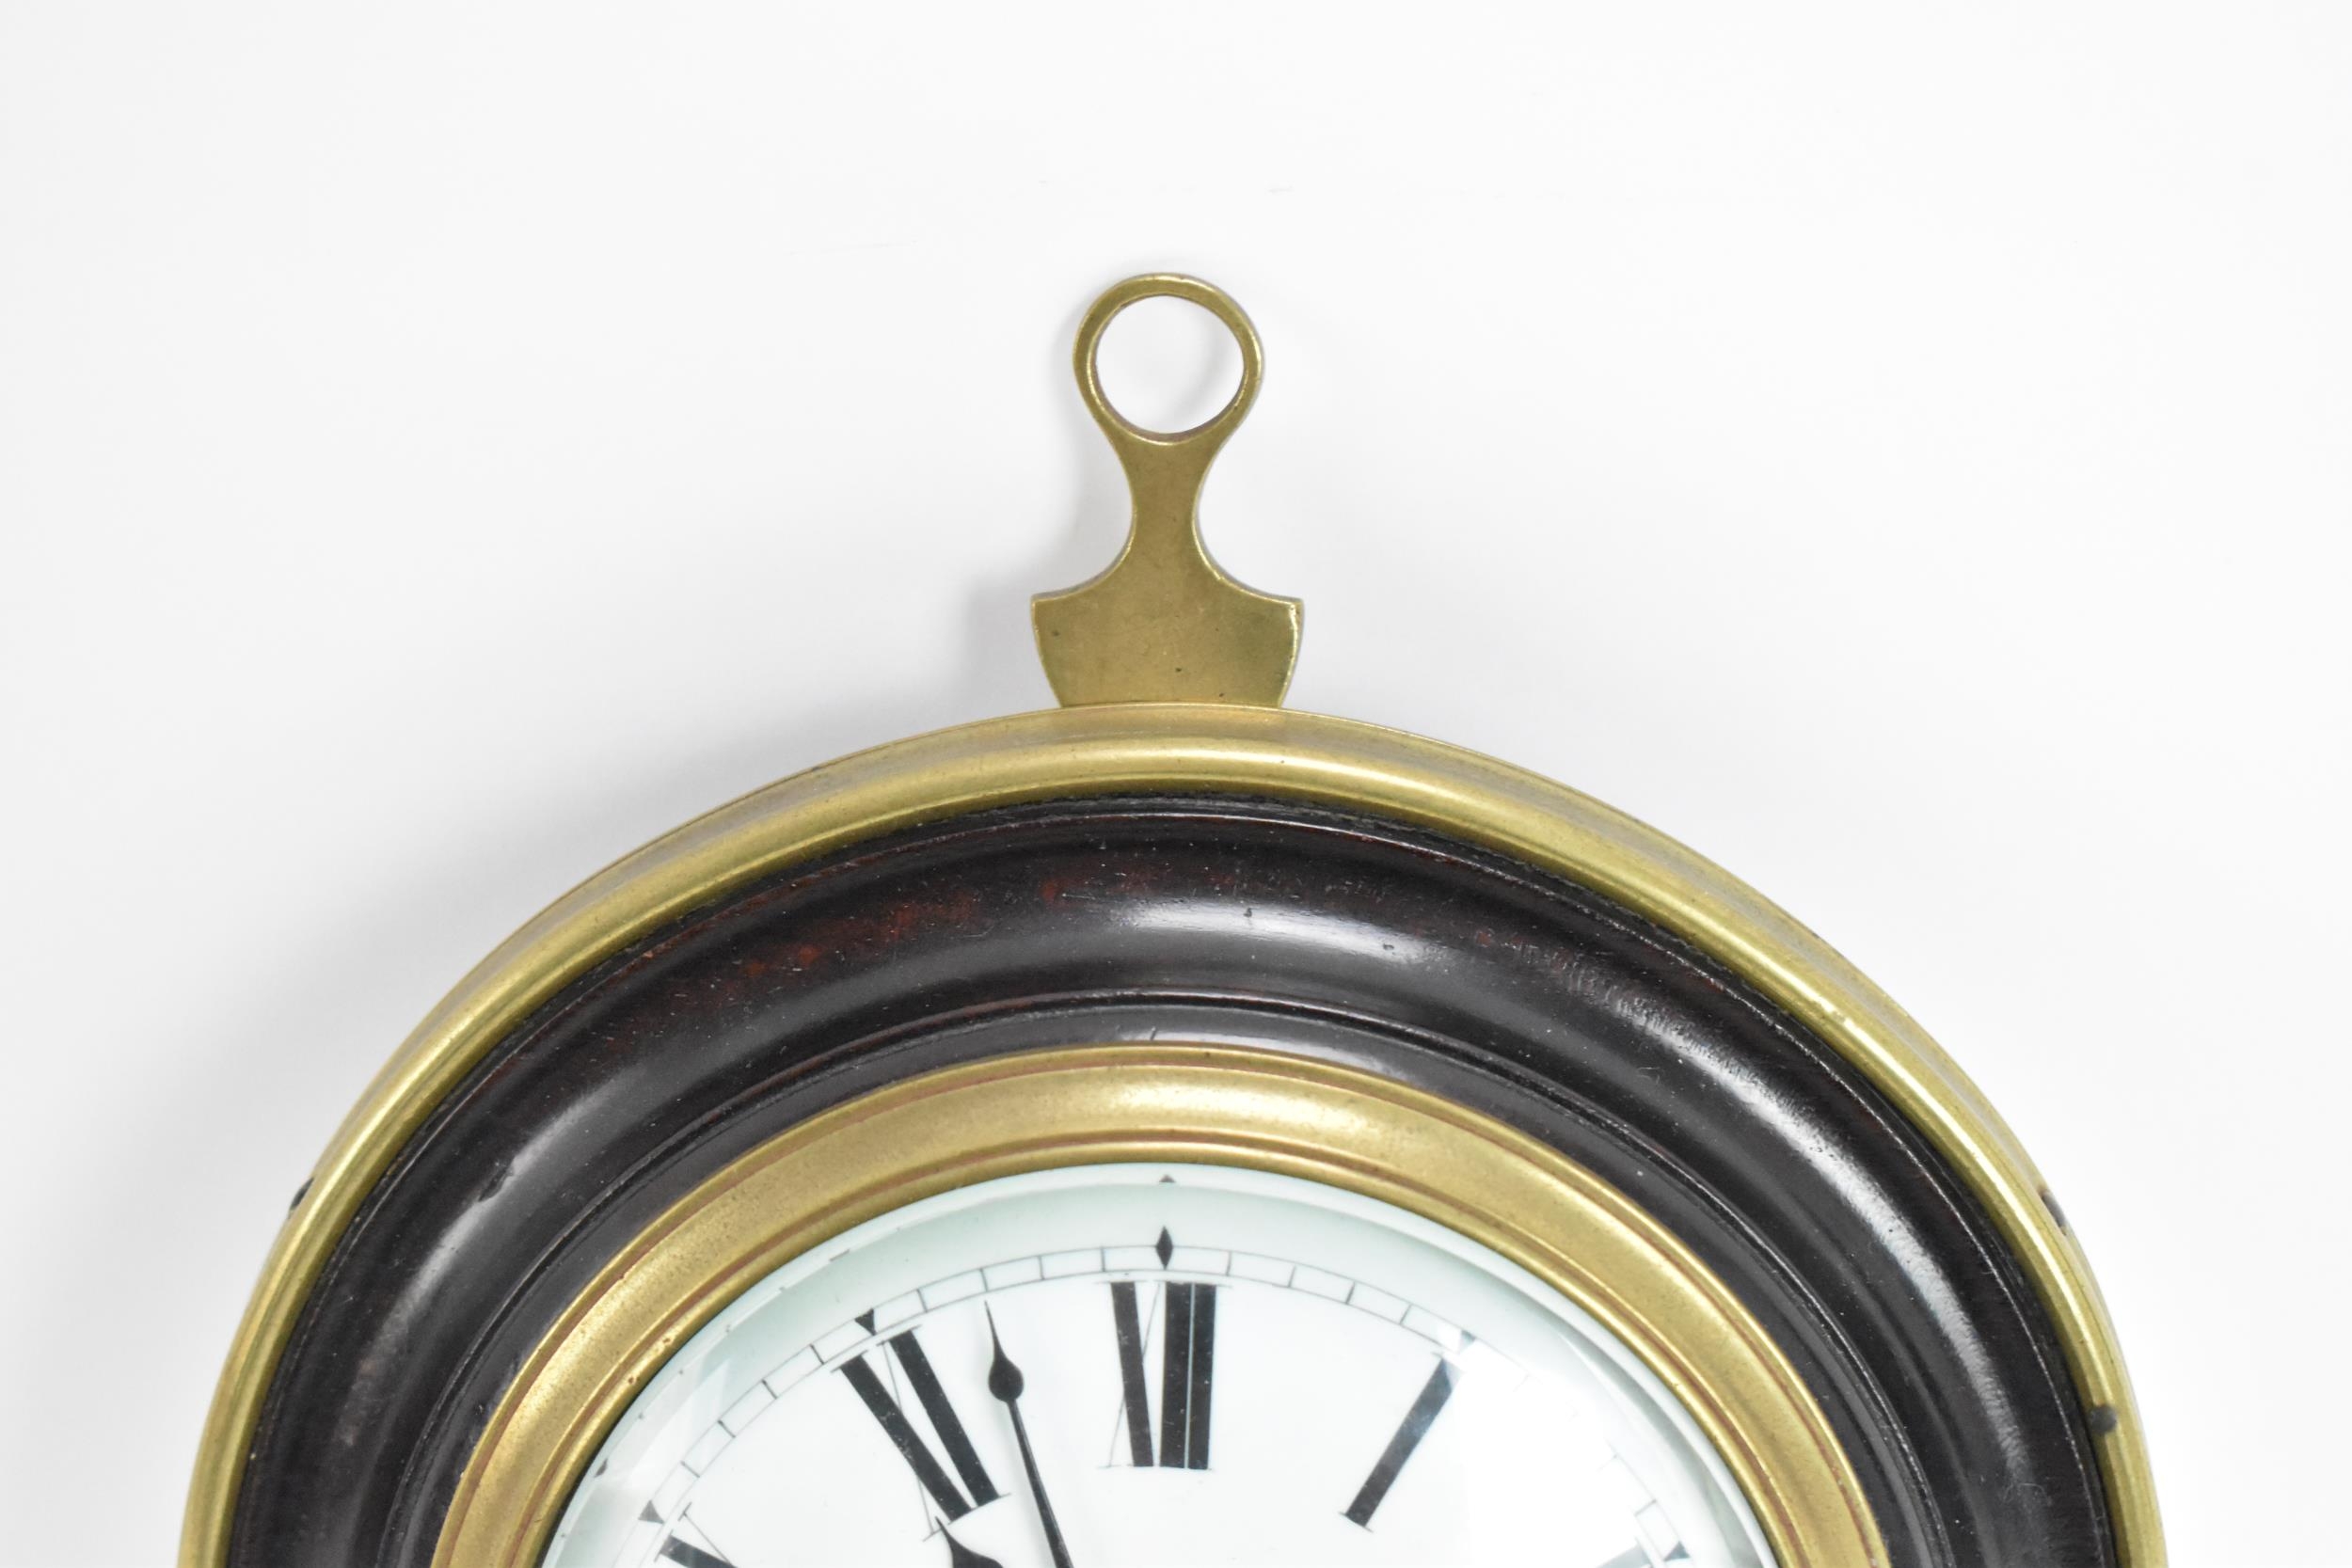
(431, 1045, 1886, 1568)
(1032, 275, 1302, 706)
(182, 704, 2163, 1568)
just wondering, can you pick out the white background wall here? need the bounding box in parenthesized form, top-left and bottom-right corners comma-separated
(4, 6, 2346, 1565)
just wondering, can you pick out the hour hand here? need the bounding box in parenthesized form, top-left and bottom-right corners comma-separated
(940, 1521, 1004, 1568)
(985, 1309, 1076, 1568)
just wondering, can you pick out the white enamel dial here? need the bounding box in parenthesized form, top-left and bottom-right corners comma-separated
(545, 1164, 1774, 1568)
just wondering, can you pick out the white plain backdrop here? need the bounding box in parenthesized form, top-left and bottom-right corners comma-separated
(3, 6, 2347, 1565)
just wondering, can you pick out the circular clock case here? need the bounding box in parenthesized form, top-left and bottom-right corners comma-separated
(183, 279, 2158, 1568)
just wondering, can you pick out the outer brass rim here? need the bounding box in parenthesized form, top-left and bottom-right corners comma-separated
(433, 1044, 1885, 1568)
(182, 702, 2162, 1567)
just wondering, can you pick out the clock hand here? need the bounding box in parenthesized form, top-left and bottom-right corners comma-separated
(984, 1308, 1078, 1568)
(939, 1520, 1004, 1568)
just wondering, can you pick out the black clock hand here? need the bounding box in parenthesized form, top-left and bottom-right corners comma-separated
(939, 1520, 1004, 1568)
(984, 1308, 1077, 1568)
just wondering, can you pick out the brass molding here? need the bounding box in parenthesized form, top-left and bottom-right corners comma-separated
(183, 703, 2163, 1567)
(431, 1045, 1885, 1568)
(1032, 275, 1302, 706)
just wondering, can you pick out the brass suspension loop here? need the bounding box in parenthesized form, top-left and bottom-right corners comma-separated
(1032, 274, 1302, 707)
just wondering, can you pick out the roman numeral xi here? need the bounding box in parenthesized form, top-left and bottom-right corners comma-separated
(840, 1318, 1001, 1521)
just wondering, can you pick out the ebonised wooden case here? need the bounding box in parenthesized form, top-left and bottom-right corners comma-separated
(233, 798, 2112, 1567)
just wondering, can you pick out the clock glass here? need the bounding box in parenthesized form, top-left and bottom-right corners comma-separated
(546, 1163, 1772, 1568)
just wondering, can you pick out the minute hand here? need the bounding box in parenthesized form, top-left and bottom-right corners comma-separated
(984, 1310, 1077, 1568)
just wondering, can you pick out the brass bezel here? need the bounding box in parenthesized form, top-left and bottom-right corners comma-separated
(182, 703, 2163, 1567)
(434, 1044, 1884, 1568)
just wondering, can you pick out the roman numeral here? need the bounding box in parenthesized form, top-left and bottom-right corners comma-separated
(1160, 1281, 1216, 1468)
(658, 1539, 736, 1568)
(840, 1325, 1000, 1521)
(1108, 1276, 1217, 1469)
(1110, 1281, 1155, 1466)
(1343, 1359, 1457, 1528)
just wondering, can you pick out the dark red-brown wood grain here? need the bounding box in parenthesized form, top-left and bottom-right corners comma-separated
(230, 797, 2111, 1568)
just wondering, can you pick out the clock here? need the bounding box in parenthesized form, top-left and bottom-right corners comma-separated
(183, 275, 2160, 1568)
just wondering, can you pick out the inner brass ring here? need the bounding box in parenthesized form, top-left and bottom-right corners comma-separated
(432, 1044, 1886, 1568)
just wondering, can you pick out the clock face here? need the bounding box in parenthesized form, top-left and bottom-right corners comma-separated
(547, 1164, 1772, 1568)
